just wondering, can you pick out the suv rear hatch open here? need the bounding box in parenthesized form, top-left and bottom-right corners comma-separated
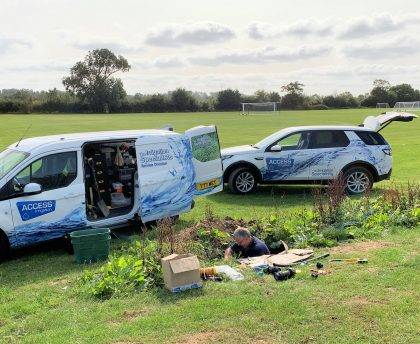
(362, 111, 417, 132)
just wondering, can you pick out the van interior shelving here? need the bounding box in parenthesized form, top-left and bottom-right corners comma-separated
(83, 140, 138, 220)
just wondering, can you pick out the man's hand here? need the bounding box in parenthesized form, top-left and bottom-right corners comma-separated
(224, 247, 233, 260)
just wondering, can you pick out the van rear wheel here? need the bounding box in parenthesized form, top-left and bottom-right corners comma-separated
(228, 167, 257, 194)
(0, 230, 10, 262)
(344, 166, 373, 195)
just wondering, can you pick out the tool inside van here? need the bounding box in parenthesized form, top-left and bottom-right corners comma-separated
(83, 140, 138, 220)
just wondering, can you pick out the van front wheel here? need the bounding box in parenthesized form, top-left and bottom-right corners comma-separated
(228, 167, 257, 194)
(0, 230, 10, 262)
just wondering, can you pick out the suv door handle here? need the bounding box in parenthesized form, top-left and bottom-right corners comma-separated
(254, 157, 264, 160)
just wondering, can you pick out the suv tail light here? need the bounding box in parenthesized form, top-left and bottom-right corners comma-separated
(382, 147, 392, 156)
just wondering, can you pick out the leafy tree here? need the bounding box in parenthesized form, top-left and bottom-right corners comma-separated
(254, 90, 269, 102)
(323, 92, 359, 108)
(170, 88, 197, 111)
(390, 83, 418, 102)
(215, 89, 241, 111)
(63, 49, 130, 112)
(268, 91, 281, 103)
(280, 81, 305, 109)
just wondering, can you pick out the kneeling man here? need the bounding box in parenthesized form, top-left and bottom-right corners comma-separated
(224, 227, 270, 259)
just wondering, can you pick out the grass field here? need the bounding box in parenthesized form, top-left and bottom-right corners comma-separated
(0, 109, 419, 343)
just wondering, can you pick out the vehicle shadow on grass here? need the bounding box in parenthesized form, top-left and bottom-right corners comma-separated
(209, 185, 318, 208)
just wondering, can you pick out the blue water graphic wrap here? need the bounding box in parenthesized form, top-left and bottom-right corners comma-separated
(9, 206, 87, 248)
(140, 137, 196, 222)
(261, 139, 389, 181)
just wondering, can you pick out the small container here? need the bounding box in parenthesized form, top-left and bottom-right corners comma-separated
(111, 192, 131, 208)
(112, 182, 123, 193)
(70, 227, 110, 264)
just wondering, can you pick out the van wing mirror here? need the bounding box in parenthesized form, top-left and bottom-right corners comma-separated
(23, 183, 42, 195)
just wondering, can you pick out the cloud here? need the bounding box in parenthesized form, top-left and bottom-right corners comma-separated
(248, 14, 420, 41)
(73, 39, 143, 54)
(1, 62, 70, 73)
(342, 36, 420, 59)
(0, 36, 31, 55)
(144, 21, 235, 47)
(247, 20, 333, 40)
(338, 13, 420, 39)
(189, 45, 331, 66)
(134, 56, 185, 69)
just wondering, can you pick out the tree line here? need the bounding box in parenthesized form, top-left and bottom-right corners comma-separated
(1, 49, 419, 114)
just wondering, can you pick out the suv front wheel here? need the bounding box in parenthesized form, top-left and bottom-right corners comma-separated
(228, 167, 257, 194)
(344, 166, 373, 195)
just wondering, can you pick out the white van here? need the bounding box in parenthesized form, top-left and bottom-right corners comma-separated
(0, 126, 223, 260)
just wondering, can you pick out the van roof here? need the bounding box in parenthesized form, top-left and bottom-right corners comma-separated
(9, 129, 179, 153)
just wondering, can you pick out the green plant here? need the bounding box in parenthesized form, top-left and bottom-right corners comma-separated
(81, 240, 162, 298)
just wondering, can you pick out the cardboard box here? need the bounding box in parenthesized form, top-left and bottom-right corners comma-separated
(161, 254, 203, 293)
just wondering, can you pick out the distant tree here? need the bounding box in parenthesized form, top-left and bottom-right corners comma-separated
(390, 83, 418, 102)
(63, 48, 130, 112)
(254, 90, 269, 102)
(14, 89, 34, 113)
(280, 81, 305, 109)
(323, 92, 359, 108)
(170, 88, 197, 111)
(268, 91, 281, 103)
(215, 89, 241, 111)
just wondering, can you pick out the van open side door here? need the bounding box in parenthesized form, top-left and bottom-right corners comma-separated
(362, 112, 417, 132)
(184, 126, 223, 196)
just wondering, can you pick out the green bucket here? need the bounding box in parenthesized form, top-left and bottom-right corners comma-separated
(70, 228, 111, 264)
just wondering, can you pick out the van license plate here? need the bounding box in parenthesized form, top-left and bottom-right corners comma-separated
(197, 178, 220, 190)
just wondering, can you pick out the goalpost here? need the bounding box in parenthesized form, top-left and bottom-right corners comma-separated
(393, 101, 420, 111)
(376, 103, 390, 109)
(241, 102, 279, 115)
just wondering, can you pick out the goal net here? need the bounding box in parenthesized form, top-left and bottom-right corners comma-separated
(241, 102, 278, 115)
(376, 103, 390, 109)
(394, 101, 420, 110)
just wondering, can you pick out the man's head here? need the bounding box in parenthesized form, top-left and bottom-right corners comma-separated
(233, 226, 252, 248)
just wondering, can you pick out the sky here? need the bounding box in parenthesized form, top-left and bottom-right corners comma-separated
(1, 0, 420, 95)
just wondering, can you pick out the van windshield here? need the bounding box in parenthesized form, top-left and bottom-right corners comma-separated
(0, 149, 29, 179)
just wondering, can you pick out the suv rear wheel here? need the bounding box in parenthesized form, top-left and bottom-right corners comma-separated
(344, 166, 373, 195)
(0, 230, 10, 262)
(228, 167, 257, 194)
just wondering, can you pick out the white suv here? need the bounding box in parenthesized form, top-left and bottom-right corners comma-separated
(221, 112, 416, 195)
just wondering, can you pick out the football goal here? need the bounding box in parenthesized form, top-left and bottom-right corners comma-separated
(241, 102, 279, 115)
(376, 103, 390, 109)
(394, 101, 420, 110)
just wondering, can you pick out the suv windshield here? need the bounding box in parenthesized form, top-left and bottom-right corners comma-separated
(0, 149, 29, 179)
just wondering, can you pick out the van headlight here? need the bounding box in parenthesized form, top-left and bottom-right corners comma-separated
(221, 155, 233, 161)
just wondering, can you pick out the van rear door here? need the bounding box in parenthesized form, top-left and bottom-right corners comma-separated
(135, 133, 196, 223)
(363, 112, 417, 131)
(184, 126, 223, 196)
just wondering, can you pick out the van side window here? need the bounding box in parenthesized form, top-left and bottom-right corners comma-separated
(355, 131, 387, 145)
(309, 130, 349, 149)
(15, 152, 77, 192)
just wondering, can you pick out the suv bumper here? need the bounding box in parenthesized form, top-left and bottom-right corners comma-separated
(378, 168, 392, 181)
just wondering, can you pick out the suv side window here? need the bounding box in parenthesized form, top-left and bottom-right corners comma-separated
(14, 152, 77, 192)
(309, 130, 349, 149)
(355, 131, 387, 145)
(271, 131, 311, 151)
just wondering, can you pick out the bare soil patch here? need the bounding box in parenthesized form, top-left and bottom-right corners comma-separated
(330, 240, 391, 254)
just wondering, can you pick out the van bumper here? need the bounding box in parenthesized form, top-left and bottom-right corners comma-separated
(378, 168, 392, 181)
